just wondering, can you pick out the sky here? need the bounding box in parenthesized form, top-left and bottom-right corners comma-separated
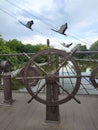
(0, 0, 98, 50)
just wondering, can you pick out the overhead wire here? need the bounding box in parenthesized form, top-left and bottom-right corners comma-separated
(72, 33, 93, 44)
(0, 6, 59, 47)
(5, 0, 55, 29)
(0, 7, 18, 20)
(0, 5, 43, 34)
(68, 34, 90, 44)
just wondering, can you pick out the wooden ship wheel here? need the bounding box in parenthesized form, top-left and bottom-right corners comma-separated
(22, 47, 81, 106)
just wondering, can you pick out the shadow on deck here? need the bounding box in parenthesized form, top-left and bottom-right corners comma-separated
(0, 92, 98, 130)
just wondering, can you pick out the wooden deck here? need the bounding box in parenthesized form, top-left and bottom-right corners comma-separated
(0, 91, 98, 130)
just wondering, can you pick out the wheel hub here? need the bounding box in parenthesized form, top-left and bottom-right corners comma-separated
(45, 74, 56, 84)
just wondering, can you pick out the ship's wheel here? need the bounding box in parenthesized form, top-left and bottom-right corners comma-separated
(23, 48, 81, 105)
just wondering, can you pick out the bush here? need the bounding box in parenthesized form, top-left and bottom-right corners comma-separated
(11, 77, 23, 90)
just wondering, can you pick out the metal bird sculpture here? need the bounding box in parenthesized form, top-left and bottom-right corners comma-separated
(25, 20, 34, 29)
(61, 42, 73, 48)
(51, 23, 68, 36)
(19, 20, 34, 31)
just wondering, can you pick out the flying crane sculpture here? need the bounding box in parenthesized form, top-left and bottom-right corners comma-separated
(61, 42, 73, 48)
(19, 20, 34, 31)
(51, 22, 68, 36)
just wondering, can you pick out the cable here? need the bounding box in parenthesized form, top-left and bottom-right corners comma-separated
(5, 0, 55, 29)
(68, 34, 90, 44)
(0, 7, 18, 20)
(73, 33, 93, 44)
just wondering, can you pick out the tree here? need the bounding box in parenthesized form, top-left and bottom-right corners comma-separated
(35, 44, 48, 51)
(0, 36, 50, 68)
(24, 44, 35, 53)
(74, 44, 88, 59)
(5, 39, 25, 52)
(23, 43, 48, 53)
(90, 40, 98, 51)
(0, 34, 5, 46)
(89, 40, 98, 59)
(0, 46, 18, 69)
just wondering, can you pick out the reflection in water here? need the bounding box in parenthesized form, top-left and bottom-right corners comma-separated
(78, 61, 98, 72)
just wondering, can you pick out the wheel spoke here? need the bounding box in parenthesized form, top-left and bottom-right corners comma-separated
(28, 82, 46, 103)
(56, 75, 80, 78)
(56, 81, 81, 104)
(32, 61, 47, 75)
(16, 76, 45, 80)
(23, 52, 47, 74)
(55, 49, 77, 74)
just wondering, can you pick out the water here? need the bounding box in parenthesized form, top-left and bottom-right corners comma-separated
(19, 67, 98, 95)
(78, 68, 98, 95)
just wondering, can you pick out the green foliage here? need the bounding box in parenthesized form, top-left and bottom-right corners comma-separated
(77, 61, 98, 72)
(24, 44, 34, 53)
(74, 44, 88, 59)
(0, 45, 18, 69)
(5, 39, 25, 52)
(89, 40, 98, 59)
(11, 77, 23, 90)
(0, 37, 5, 46)
(90, 40, 98, 50)
(24, 44, 48, 53)
(0, 45, 11, 54)
(79, 45, 87, 51)
(0, 36, 49, 70)
(35, 44, 47, 51)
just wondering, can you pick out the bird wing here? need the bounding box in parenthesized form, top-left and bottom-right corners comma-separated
(50, 28, 67, 36)
(58, 23, 67, 33)
(50, 28, 58, 32)
(25, 21, 30, 28)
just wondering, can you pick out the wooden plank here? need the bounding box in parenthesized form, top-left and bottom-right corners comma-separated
(0, 92, 98, 130)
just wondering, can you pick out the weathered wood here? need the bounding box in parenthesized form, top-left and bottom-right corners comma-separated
(0, 92, 98, 130)
(0, 51, 98, 57)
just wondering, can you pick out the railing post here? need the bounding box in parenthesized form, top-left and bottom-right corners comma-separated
(0, 60, 15, 104)
(3, 73, 15, 104)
